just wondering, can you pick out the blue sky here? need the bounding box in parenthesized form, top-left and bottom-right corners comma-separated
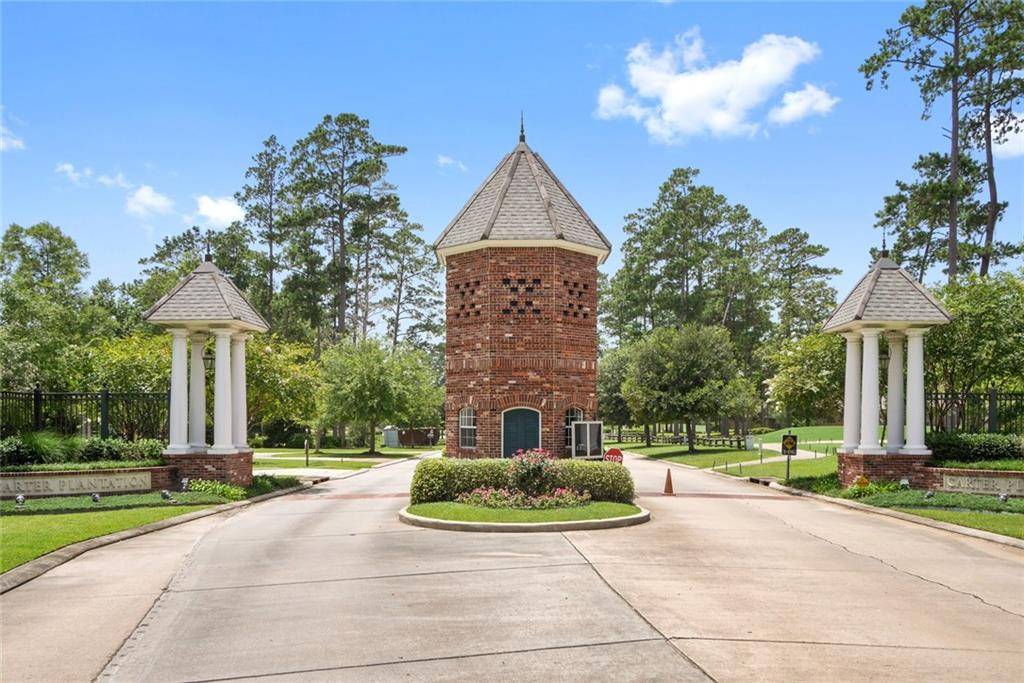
(3, 1, 1022, 297)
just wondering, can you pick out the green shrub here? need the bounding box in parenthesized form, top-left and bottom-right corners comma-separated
(0, 436, 29, 466)
(926, 432, 1023, 462)
(552, 460, 635, 503)
(248, 473, 299, 496)
(22, 431, 79, 463)
(126, 439, 164, 459)
(410, 458, 509, 503)
(839, 480, 902, 499)
(188, 478, 247, 501)
(507, 449, 556, 496)
(409, 457, 635, 504)
(79, 436, 127, 461)
(750, 427, 773, 435)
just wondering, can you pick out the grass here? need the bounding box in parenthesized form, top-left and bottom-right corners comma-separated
(0, 459, 165, 472)
(0, 491, 230, 514)
(930, 458, 1024, 472)
(893, 508, 1024, 540)
(758, 425, 847, 441)
(722, 454, 839, 479)
(252, 458, 375, 471)
(0, 505, 212, 573)
(606, 441, 755, 469)
(253, 446, 432, 458)
(407, 501, 641, 523)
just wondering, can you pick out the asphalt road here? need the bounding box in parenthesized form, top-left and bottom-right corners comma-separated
(2, 455, 1022, 682)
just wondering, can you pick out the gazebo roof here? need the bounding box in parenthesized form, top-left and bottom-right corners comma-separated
(142, 259, 269, 332)
(433, 134, 612, 263)
(822, 255, 951, 333)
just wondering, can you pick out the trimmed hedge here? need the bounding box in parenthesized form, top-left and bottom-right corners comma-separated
(410, 458, 634, 504)
(925, 432, 1024, 462)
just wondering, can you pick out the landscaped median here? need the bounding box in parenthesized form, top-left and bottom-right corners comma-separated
(401, 449, 647, 532)
(0, 474, 300, 575)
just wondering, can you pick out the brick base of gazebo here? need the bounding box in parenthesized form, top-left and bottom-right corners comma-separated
(838, 452, 931, 487)
(165, 451, 253, 487)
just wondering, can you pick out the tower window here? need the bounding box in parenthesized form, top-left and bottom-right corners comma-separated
(459, 407, 477, 448)
(564, 407, 583, 447)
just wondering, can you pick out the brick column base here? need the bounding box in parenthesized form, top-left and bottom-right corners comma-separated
(837, 452, 931, 487)
(164, 450, 253, 487)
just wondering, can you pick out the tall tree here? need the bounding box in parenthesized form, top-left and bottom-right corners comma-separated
(236, 135, 289, 325)
(596, 346, 633, 441)
(960, 0, 1024, 276)
(764, 228, 839, 340)
(288, 114, 406, 341)
(379, 221, 442, 351)
(861, 0, 990, 282)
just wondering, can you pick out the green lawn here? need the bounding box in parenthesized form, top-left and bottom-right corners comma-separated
(1, 505, 212, 573)
(606, 441, 756, 469)
(252, 458, 375, 470)
(894, 508, 1024, 540)
(722, 454, 839, 479)
(254, 446, 432, 458)
(930, 458, 1024, 472)
(0, 491, 228, 514)
(407, 501, 641, 523)
(758, 425, 846, 441)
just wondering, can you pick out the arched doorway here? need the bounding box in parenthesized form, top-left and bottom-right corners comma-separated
(502, 408, 540, 457)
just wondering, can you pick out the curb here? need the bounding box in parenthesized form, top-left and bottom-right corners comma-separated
(398, 505, 650, 533)
(0, 481, 320, 594)
(760, 479, 1024, 551)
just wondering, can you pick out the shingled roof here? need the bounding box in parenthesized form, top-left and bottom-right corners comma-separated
(142, 259, 269, 332)
(822, 255, 951, 333)
(433, 135, 612, 263)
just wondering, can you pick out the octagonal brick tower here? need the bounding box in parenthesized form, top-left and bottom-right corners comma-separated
(434, 128, 612, 458)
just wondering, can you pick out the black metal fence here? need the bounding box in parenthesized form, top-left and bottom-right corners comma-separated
(926, 389, 1024, 435)
(0, 386, 169, 440)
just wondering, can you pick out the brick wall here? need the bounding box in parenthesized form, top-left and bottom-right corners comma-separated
(838, 452, 1024, 496)
(444, 247, 599, 458)
(0, 465, 176, 498)
(165, 451, 254, 487)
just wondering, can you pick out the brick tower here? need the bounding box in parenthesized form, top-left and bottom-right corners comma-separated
(434, 126, 612, 458)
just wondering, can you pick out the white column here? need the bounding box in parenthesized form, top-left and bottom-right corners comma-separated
(166, 328, 190, 453)
(231, 333, 249, 450)
(189, 333, 208, 451)
(856, 329, 886, 454)
(841, 332, 862, 454)
(209, 329, 235, 454)
(886, 332, 905, 454)
(901, 329, 930, 455)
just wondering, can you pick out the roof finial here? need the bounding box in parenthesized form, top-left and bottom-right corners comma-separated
(880, 226, 889, 259)
(519, 111, 526, 143)
(204, 234, 213, 262)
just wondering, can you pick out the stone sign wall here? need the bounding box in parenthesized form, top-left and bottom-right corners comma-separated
(941, 473, 1024, 497)
(0, 466, 174, 498)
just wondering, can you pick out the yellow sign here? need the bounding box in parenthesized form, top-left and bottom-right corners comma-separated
(781, 434, 798, 455)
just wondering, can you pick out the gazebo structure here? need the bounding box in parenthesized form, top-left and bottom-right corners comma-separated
(142, 256, 269, 485)
(822, 253, 951, 486)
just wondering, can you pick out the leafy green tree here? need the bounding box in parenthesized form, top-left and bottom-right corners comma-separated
(244, 337, 320, 430)
(926, 271, 1024, 396)
(622, 325, 737, 451)
(721, 376, 761, 435)
(764, 227, 839, 340)
(597, 346, 633, 441)
(765, 331, 845, 426)
(82, 333, 170, 392)
(320, 339, 437, 453)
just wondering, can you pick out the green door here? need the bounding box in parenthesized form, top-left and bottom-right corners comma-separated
(503, 409, 540, 457)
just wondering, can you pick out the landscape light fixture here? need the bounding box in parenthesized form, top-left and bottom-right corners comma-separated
(924, 490, 934, 499)
(15, 494, 25, 508)
(181, 477, 190, 492)
(91, 493, 101, 503)
(999, 494, 1009, 503)
(899, 479, 910, 489)
(161, 490, 172, 500)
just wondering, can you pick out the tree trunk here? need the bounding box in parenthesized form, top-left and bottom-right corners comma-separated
(367, 421, 377, 454)
(686, 420, 696, 452)
(980, 71, 997, 277)
(644, 424, 651, 448)
(617, 425, 622, 442)
(947, 16, 962, 283)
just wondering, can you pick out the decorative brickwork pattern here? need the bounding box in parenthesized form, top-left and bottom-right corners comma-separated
(444, 247, 599, 458)
(839, 452, 1024, 496)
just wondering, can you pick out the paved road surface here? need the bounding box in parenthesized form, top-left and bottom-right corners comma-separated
(2, 456, 1022, 682)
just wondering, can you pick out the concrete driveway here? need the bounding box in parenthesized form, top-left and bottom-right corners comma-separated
(2, 455, 1022, 682)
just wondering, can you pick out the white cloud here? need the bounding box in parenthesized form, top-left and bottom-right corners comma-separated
(596, 27, 829, 143)
(125, 185, 174, 216)
(97, 172, 133, 189)
(194, 195, 244, 228)
(437, 154, 467, 172)
(993, 113, 1024, 159)
(768, 83, 840, 124)
(55, 162, 86, 184)
(1, 124, 25, 152)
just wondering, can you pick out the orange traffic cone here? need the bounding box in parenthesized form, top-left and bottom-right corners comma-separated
(663, 469, 674, 496)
